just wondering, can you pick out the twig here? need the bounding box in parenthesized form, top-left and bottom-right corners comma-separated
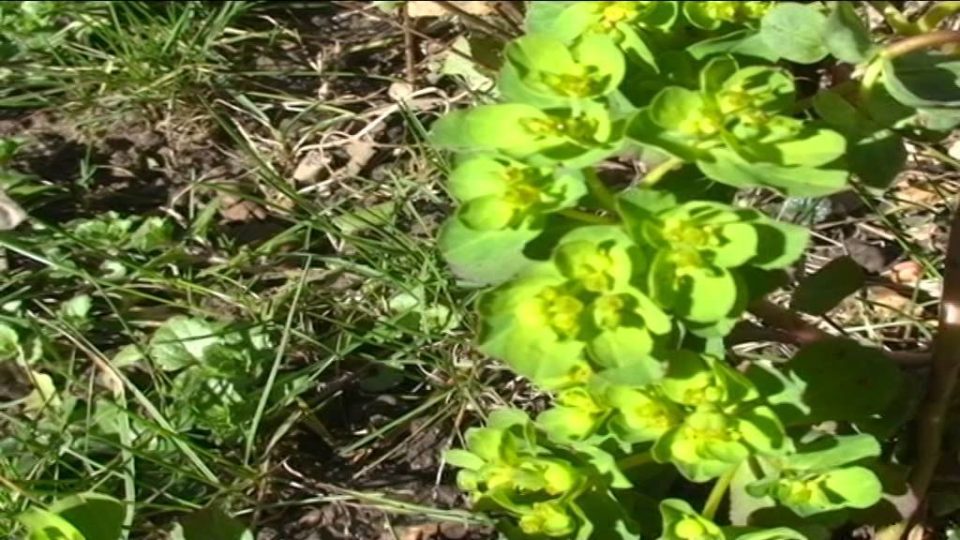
(434, 0, 516, 42)
(905, 203, 960, 524)
(745, 300, 931, 367)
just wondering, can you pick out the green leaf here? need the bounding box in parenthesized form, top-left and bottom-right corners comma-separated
(650, 87, 706, 132)
(59, 295, 92, 328)
(882, 51, 960, 109)
(760, 3, 829, 64)
(24, 371, 60, 414)
(479, 268, 592, 389)
(650, 251, 740, 324)
(448, 157, 587, 230)
(500, 33, 625, 107)
(737, 406, 788, 456)
(698, 148, 849, 197)
(148, 316, 220, 371)
(749, 219, 809, 270)
(524, 1, 576, 34)
(732, 526, 808, 540)
(430, 104, 556, 156)
(176, 507, 254, 540)
(438, 217, 539, 286)
(719, 65, 796, 114)
(660, 499, 724, 540)
(432, 103, 620, 167)
(444, 449, 486, 471)
(791, 256, 866, 315)
(812, 89, 863, 132)
(848, 129, 907, 190)
(18, 508, 85, 540)
(824, 1, 877, 64)
(654, 410, 752, 482)
(48, 493, 124, 540)
(785, 434, 881, 471)
(607, 385, 682, 444)
(822, 467, 883, 508)
(772, 467, 883, 517)
(788, 340, 902, 422)
(0, 322, 20, 359)
(812, 89, 906, 190)
(764, 127, 847, 168)
(730, 460, 777, 526)
(129, 216, 174, 251)
(688, 30, 780, 62)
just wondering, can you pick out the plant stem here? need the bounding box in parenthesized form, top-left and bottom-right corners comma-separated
(559, 208, 617, 225)
(702, 468, 735, 520)
(617, 451, 653, 470)
(745, 300, 931, 367)
(867, 1, 919, 35)
(882, 30, 960, 59)
(918, 2, 960, 32)
(586, 171, 619, 213)
(860, 29, 960, 103)
(643, 157, 684, 186)
(904, 204, 960, 523)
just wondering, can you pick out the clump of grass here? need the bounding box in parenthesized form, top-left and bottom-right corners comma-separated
(2, 1, 262, 117)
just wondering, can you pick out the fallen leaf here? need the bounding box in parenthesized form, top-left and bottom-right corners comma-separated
(887, 260, 923, 285)
(293, 150, 331, 183)
(867, 286, 921, 318)
(0, 189, 26, 230)
(384, 523, 441, 540)
(895, 184, 941, 207)
(341, 138, 377, 178)
(219, 196, 267, 222)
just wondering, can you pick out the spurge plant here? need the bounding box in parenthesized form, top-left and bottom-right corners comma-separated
(432, 2, 960, 539)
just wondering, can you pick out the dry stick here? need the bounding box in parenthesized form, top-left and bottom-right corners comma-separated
(745, 300, 931, 367)
(907, 204, 960, 521)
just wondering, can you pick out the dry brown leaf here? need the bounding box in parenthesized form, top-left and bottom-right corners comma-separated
(867, 286, 921, 318)
(406, 1, 495, 17)
(895, 184, 941, 207)
(341, 138, 377, 178)
(387, 523, 441, 540)
(887, 260, 923, 285)
(293, 150, 331, 183)
(0, 189, 26, 230)
(219, 196, 267, 222)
